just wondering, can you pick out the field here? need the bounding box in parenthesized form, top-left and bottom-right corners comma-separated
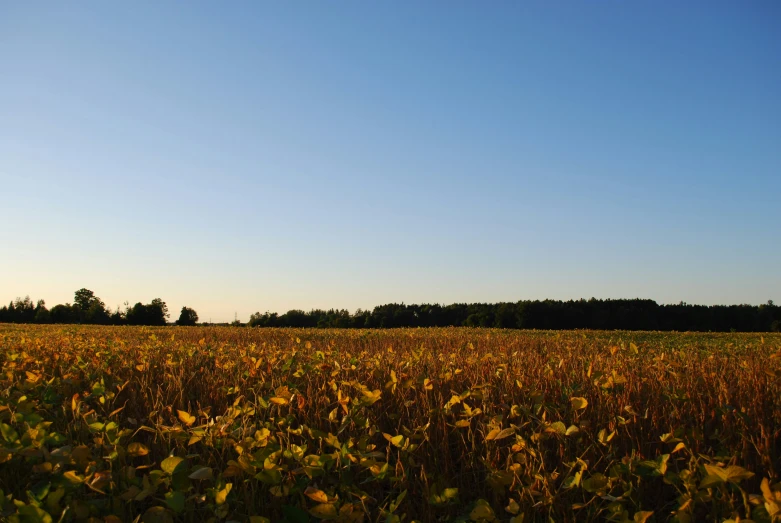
(1, 325, 780, 523)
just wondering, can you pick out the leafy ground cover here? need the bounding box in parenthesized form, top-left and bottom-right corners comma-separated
(1, 325, 780, 522)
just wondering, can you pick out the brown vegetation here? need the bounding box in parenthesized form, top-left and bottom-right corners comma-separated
(1, 325, 780, 522)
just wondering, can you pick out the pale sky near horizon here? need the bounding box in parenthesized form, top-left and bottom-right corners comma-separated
(1, 2, 780, 322)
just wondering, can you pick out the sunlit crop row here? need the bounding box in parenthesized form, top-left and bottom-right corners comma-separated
(1, 325, 780, 522)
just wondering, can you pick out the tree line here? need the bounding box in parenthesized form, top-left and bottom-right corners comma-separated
(247, 299, 780, 332)
(2, 290, 779, 331)
(0, 289, 199, 326)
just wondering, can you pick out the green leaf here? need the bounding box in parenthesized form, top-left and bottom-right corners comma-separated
(1, 423, 19, 443)
(582, 473, 609, 493)
(160, 456, 186, 475)
(282, 504, 310, 523)
(28, 481, 51, 502)
(639, 454, 670, 477)
(141, 506, 173, 523)
(16, 504, 53, 523)
(255, 468, 282, 485)
(562, 471, 582, 489)
(389, 490, 407, 513)
(170, 470, 191, 492)
(429, 486, 459, 505)
(164, 491, 185, 513)
(469, 499, 496, 521)
(46, 487, 65, 514)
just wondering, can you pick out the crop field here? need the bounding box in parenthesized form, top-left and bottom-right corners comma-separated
(0, 325, 780, 523)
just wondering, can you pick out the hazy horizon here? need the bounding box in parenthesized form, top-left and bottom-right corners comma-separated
(2, 2, 780, 322)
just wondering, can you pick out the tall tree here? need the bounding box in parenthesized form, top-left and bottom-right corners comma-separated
(176, 306, 199, 326)
(74, 289, 96, 311)
(151, 298, 169, 323)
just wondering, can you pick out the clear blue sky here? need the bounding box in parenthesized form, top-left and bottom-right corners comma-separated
(1, 2, 779, 322)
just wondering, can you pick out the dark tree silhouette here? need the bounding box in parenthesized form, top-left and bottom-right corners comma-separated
(126, 299, 169, 326)
(1, 290, 779, 332)
(176, 306, 199, 326)
(151, 298, 169, 322)
(74, 288, 96, 311)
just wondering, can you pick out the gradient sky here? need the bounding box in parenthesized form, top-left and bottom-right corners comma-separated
(1, 2, 780, 322)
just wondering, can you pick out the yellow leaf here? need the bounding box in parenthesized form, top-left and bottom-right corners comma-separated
(161, 456, 185, 475)
(360, 389, 382, 405)
(177, 410, 196, 426)
(570, 397, 588, 410)
(304, 487, 329, 503)
(723, 465, 755, 483)
(127, 442, 149, 457)
(308, 503, 338, 519)
(63, 470, 84, 484)
(270, 397, 289, 405)
(634, 511, 653, 523)
(490, 427, 515, 440)
(485, 428, 501, 441)
(215, 483, 232, 505)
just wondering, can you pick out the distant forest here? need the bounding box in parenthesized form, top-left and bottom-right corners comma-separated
(1, 288, 779, 332)
(248, 300, 780, 332)
(0, 289, 198, 327)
